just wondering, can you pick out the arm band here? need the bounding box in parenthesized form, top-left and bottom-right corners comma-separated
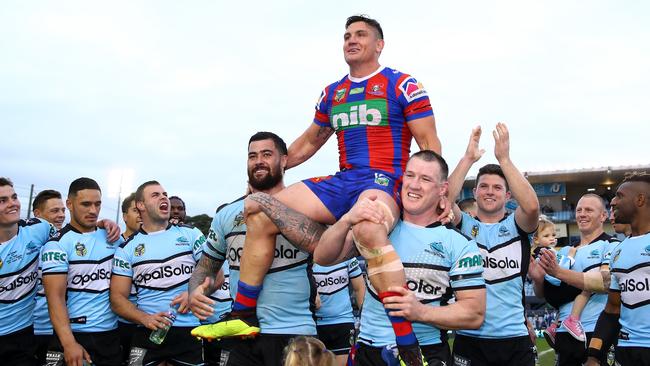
(584, 271, 605, 292)
(587, 311, 620, 360)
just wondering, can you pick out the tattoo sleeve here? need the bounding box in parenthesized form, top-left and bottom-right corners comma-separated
(189, 254, 224, 295)
(249, 193, 326, 253)
(601, 270, 611, 290)
(316, 126, 334, 142)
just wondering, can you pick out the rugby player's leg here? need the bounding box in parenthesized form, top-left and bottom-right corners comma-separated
(207, 182, 334, 339)
(350, 189, 423, 366)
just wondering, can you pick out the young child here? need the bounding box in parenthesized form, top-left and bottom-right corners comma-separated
(283, 336, 336, 366)
(532, 217, 589, 347)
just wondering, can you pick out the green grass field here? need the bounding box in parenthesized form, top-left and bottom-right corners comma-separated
(448, 337, 556, 366)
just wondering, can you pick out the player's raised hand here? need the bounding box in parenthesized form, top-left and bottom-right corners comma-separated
(493, 122, 511, 163)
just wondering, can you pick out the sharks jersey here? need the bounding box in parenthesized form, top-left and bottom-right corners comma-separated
(556, 233, 618, 333)
(313, 258, 362, 326)
(358, 221, 484, 347)
(203, 197, 316, 335)
(0, 219, 54, 335)
(204, 260, 232, 324)
(457, 212, 531, 339)
(41, 224, 121, 332)
(313, 66, 434, 175)
(112, 224, 204, 327)
(609, 233, 650, 347)
(33, 265, 52, 335)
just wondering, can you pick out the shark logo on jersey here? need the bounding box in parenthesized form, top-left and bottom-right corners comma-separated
(471, 225, 479, 238)
(335, 88, 347, 102)
(426, 242, 446, 259)
(498, 226, 510, 237)
(589, 249, 600, 259)
(134, 244, 145, 257)
(75, 243, 87, 257)
(644, 245, 650, 256)
(26, 241, 39, 255)
(233, 212, 244, 228)
(176, 236, 189, 244)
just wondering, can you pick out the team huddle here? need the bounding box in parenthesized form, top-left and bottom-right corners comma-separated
(1, 14, 649, 366)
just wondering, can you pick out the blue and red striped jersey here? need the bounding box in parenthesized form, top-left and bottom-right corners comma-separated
(313, 66, 434, 175)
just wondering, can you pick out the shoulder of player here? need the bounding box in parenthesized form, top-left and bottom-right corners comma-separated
(46, 225, 75, 243)
(443, 223, 473, 242)
(215, 195, 246, 214)
(19, 218, 43, 227)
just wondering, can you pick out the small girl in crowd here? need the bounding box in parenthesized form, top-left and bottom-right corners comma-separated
(532, 216, 589, 346)
(283, 336, 336, 366)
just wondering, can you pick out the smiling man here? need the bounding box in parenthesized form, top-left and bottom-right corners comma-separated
(33, 190, 66, 230)
(213, 15, 441, 366)
(110, 180, 206, 366)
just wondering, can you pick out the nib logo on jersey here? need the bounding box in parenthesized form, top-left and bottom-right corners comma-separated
(330, 100, 388, 130)
(478, 243, 522, 284)
(133, 253, 196, 290)
(0, 258, 39, 302)
(68, 256, 112, 292)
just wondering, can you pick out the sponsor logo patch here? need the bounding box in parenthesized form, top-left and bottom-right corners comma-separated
(331, 100, 387, 130)
(349, 87, 364, 95)
(471, 225, 479, 238)
(374, 173, 391, 187)
(399, 77, 427, 103)
(334, 88, 347, 102)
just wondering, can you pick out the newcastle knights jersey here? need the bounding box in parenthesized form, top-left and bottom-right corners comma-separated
(0, 219, 54, 335)
(112, 223, 204, 327)
(313, 66, 434, 175)
(41, 224, 122, 332)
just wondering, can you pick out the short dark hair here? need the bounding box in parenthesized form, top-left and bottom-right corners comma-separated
(121, 192, 137, 214)
(0, 177, 13, 188)
(346, 14, 383, 40)
(476, 164, 509, 191)
(458, 198, 477, 211)
(622, 172, 650, 185)
(135, 180, 161, 202)
(249, 132, 288, 155)
(170, 196, 185, 209)
(409, 150, 449, 180)
(68, 178, 101, 197)
(33, 190, 62, 211)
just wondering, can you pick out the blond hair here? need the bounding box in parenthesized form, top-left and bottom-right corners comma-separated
(532, 215, 556, 253)
(283, 336, 336, 366)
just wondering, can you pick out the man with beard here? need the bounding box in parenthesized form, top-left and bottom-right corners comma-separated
(111, 181, 206, 366)
(585, 174, 650, 366)
(207, 15, 441, 365)
(170, 196, 187, 224)
(189, 132, 316, 366)
(33, 189, 66, 230)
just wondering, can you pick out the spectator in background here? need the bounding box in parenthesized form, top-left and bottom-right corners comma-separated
(458, 197, 478, 218)
(170, 196, 187, 223)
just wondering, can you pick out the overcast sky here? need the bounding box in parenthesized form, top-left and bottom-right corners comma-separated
(2, 1, 648, 220)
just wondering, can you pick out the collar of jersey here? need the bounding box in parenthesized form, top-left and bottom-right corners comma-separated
(139, 222, 173, 235)
(474, 212, 510, 224)
(571, 231, 613, 247)
(348, 65, 384, 83)
(64, 223, 97, 234)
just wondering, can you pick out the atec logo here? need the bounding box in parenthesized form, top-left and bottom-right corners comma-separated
(71, 268, 110, 286)
(41, 251, 67, 262)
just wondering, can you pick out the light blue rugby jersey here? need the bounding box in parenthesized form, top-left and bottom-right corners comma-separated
(0, 219, 54, 335)
(313, 258, 362, 326)
(116, 234, 139, 325)
(112, 223, 204, 327)
(202, 197, 316, 335)
(204, 260, 232, 324)
(457, 212, 531, 338)
(34, 264, 52, 335)
(41, 224, 122, 332)
(358, 221, 484, 347)
(556, 233, 618, 333)
(609, 233, 650, 348)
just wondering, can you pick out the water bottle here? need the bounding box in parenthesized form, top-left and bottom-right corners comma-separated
(149, 305, 178, 344)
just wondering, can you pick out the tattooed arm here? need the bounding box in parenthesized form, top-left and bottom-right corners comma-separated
(188, 254, 225, 320)
(286, 123, 334, 169)
(247, 192, 326, 254)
